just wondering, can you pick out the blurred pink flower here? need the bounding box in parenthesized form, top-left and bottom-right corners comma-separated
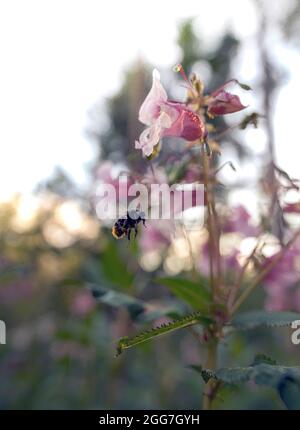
(0, 257, 9, 269)
(294, 289, 300, 310)
(183, 164, 200, 183)
(96, 161, 132, 202)
(71, 291, 95, 317)
(283, 202, 300, 214)
(263, 240, 300, 311)
(96, 161, 115, 183)
(142, 166, 168, 186)
(197, 242, 240, 277)
(135, 69, 206, 156)
(51, 340, 94, 362)
(207, 81, 247, 117)
(139, 220, 172, 253)
(0, 279, 35, 304)
(222, 205, 259, 237)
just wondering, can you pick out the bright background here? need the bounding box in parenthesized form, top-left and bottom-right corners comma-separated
(0, 0, 299, 196)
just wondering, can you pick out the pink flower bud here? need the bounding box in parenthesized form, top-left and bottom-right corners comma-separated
(207, 89, 247, 117)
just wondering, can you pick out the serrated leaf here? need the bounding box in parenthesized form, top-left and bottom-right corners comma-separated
(188, 365, 212, 383)
(278, 374, 300, 410)
(156, 277, 211, 312)
(253, 364, 294, 387)
(116, 311, 212, 356)
(210, 367, 253, 384)
(203, 363, 300, 388)
(230, 311, 300, 330)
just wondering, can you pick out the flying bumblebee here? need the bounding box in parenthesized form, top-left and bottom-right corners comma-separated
(112, 209, 146, 240)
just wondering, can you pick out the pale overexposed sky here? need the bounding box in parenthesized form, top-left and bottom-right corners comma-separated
(0, 0, 298, 198)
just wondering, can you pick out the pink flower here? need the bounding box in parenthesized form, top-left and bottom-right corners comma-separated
(0, 279, 35, 304)
(95, 161, 132, 203)
(139, 220, 172, 253)
(283, 202, 300, 214)
(263, 240, 300, 311)
(71, 291, 96, 317)
(197, 242, 240, 277)
(222, 205, 259, 237)
(135, 69, 205, 156)
(264, 248, 299, 290)
(207, 81, 247, 117)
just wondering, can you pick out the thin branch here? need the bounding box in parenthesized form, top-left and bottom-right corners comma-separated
(230, 229, 300, 316)
(227, 241, 261, 311)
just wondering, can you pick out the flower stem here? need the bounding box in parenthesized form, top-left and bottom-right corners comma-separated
(201, 149, 221, 410)
(202, 339, 218, 410)
(202, 151, 221, 299)
(202, 152, 215, 294)
(227, 241, 261, 311)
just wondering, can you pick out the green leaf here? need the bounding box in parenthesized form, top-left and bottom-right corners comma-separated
(230, 311, 300, 330)
(251, 354, 277, 366)
(91, 284, 145, 319)
(202, 363, 300, 387)
(188, 365, 213, 383)
(116, 311, 212, 356)
(167, 159, 189, 183)
(278, 374, 300, 410)
(90, 284, 179, 322)
(146, 141, 161, 160)
(156, 277, 211, 312)
(239, 112, 261, 130)
(237, 81, 252, 91)
(205, 367, 253, 384)
(100, 241, 134, 289)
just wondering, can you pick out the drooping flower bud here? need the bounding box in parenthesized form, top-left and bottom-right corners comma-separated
(207, 90, 247, 117)
(206, 79, 250, 117)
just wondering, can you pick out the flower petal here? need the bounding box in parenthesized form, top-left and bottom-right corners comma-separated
(207, 90, 247, 116)
(135, 122, 161, 157)
(163, 103, 205, 141)
(138, 69, 168, 126)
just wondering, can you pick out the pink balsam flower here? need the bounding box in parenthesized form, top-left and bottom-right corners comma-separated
(222, 205, 260, 237)
(135, 69, 205, 156)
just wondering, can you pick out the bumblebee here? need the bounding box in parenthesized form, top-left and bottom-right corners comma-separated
(112, 210, 146, 240)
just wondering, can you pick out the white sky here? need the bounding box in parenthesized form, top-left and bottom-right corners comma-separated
(0, 0, 298, 197)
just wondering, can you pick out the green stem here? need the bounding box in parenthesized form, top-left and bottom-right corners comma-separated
(202, 151, 215, 294)
(202, 339, 218, 410)
(201, 147, 221, 410)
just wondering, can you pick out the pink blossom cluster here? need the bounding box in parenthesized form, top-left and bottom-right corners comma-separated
(135, 69, 247, 157)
